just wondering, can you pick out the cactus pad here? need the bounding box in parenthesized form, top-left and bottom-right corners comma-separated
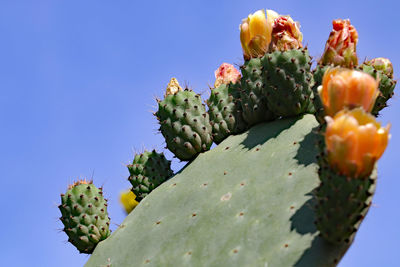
(86, 115, 350, 267)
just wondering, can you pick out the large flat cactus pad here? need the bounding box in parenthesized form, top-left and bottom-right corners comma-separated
(86, 114, 349, 267)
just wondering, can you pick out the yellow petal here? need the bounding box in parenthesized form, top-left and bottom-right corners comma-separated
(248, 10, 268, 42)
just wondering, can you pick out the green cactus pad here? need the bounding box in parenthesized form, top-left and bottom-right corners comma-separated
(240, 58, 275, 126)
(315, 156, 376, 244)
(261, 49, 315, 117)
(360, 64, 396, 116)
(156, 89, 213, 161)
(59, 182, 110, 254)
(207, 83, 247, 144)
(86, 115, 351, 267)
(128, 150, 174, 201)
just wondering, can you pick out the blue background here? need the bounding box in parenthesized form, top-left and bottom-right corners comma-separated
(0, 1, 398, 266)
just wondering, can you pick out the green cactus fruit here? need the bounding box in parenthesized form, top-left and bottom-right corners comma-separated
(312, 64, 331, 123)
(156, 81, 213, 161)
(360, 59, 396, 116)
(207, 83, 247, 144)
(315, 154, 376, 244)
(86, 115, 354, 267)
(261, 49, 315, 117)
(239, 58, 275, 126)
(59, 180, 110, 254)
(127, 150, 174, 201)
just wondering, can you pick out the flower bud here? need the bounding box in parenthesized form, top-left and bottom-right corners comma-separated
(325, 108, 390, 177)
(319, 19, 358, 67)
(269, 15, 303, 51)
(240, 9, 276, 59)
(214, 63, 241, 88)
(165, 77, 182, 96)
(120, 190, 139, 214)
(365, 57, 394, 79)
(321, 68, 379, 116)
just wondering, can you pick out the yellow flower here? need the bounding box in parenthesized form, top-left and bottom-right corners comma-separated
(240, 9, 278, 60)
(165, 77, 182, 97)
(214, 63, 241, 88)
(320, 68, 379, 116)
(325, 108, 390, 177)
(120, 190, 139, 214)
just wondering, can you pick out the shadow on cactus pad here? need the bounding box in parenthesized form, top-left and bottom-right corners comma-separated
(85, 115, 350, 267)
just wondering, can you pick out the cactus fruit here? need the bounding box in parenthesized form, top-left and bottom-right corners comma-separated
(315, 159, 377, 244)
(85, 115, 351, 267)
(261, 48, 315, 116)
(320, 68, 379, 117)
(120, 190, 139, 214)
(207, 64, 247, 144)
(156, 78, 213, 161)
(239, 58, 275, 126)
(59, 179, 110, 254)
(360, 58, 396, 116)
(127, 150, 174, 201)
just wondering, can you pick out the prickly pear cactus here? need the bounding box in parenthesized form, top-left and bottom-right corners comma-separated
(59, 7, 394, 267)
(86, 115, 350, 267)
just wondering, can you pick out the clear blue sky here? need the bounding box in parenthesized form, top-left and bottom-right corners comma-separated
(0, 1, 398, 266)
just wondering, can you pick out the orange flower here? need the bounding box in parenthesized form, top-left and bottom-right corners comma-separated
(325, 108, 390, 177)
(214, 63, 241, 88)
(319, 19, 358, 67)
(240, 9, 278, 60)
(320, 68, 379, 116)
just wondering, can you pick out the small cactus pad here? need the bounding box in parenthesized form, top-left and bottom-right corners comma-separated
(128, 150, 174, 201)
(360, 63, 396, 116)
(261, 48, 315, 117)
(207, 83, 247, 144)
(240, 58, 275, 126)
(59, 180, 110, 254)
(86, 115, 350, 267)
(156, 89, 213, 161)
